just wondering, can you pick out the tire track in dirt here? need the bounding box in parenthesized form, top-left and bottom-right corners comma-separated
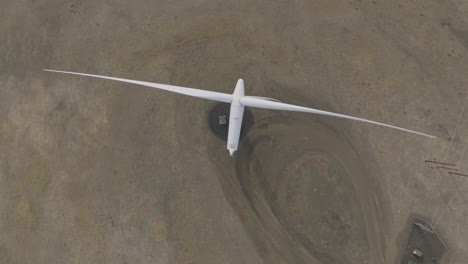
(208, 107, 386, 263)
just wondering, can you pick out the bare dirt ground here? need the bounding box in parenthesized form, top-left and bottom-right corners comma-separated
(1, 0, 467, 263)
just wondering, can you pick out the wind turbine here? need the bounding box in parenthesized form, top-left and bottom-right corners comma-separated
(43, 69, 436, 155)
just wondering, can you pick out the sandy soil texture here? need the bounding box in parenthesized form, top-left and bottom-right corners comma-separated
(1, 0, 467, 263)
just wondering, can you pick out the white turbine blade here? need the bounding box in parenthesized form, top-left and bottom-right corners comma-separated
(43, 69, 233, 103)
(240, 96, 436, 138)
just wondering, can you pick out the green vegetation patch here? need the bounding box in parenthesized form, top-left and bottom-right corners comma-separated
(16, 196, 39, 230)
(31, 160, 51, 193)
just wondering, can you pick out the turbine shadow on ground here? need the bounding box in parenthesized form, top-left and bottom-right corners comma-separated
(208, 104, 386, 263)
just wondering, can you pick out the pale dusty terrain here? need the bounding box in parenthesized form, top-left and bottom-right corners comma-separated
(1, 0, 467, 263)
